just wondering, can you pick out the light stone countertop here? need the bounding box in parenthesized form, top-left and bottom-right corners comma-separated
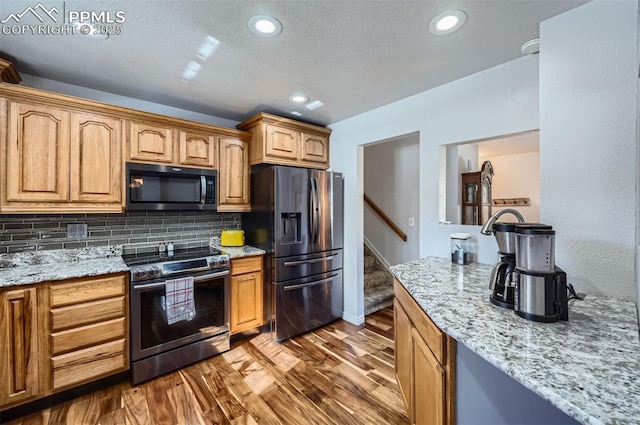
(390, 257, 640, 425)
(216, 245, 266, 258)
(0, 246, 128, 288)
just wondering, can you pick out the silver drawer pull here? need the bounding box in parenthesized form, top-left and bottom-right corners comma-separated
(284, 255, 334, 267)
(283, 274, 338, 291)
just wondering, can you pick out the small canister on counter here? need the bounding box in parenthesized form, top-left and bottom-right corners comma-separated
(450, 233, 474, 265)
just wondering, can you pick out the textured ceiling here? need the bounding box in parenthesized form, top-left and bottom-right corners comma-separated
(0, 0, 587, 125)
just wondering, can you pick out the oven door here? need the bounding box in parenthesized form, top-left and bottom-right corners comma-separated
(130, 270, 229, 361)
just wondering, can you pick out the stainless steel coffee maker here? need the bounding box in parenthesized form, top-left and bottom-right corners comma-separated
(513, 224, 569, 323)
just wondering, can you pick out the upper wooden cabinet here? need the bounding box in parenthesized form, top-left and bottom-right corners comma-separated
(237, 112, 331, 169)
(0, 83, 251, 214)
(128, 121, 173, 163)
(218, 137, 250, 212)
(179, 130, 217, 168)
(1, 99, 122, 213)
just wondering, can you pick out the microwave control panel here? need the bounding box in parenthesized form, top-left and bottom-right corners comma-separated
(206, 179, 216, 204)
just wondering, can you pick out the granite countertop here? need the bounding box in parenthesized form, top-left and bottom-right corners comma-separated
(0, 246, 129, 288)
(216, 245, 266, 258)
(390, 257, 640, 425)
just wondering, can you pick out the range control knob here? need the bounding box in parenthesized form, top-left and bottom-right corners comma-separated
(220, 256, 229, 267)
(209, 258, 220, 269)
(133, 267, 147, 280)
(147, 266, 161, 278)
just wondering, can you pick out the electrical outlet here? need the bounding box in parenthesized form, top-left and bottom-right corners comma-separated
(408, 217, 415, 227)
(66, 223, 88, 239)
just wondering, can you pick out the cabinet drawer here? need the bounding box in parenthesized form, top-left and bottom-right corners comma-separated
(51, 317, 125, 355)
(51, 339, 126, 391)
(50, 275, 125, 307)
(231, 256, 262, 275)
(51, 296, 125, 331)
(394, 279, 445, 364)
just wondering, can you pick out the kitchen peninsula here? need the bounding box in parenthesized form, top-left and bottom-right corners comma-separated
(390, 257, 640, 425)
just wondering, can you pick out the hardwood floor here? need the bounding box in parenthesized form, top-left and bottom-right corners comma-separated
(4, 307, 408, 425)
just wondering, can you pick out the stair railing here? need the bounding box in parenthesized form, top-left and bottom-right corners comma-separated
(363, 194, 407, 242)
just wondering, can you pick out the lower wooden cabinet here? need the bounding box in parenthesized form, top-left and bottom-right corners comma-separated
(0, 288, 40, 407)
(0, 274, 129, 411)
(230, 255, 264, 334)
(394, 279, 455, 425)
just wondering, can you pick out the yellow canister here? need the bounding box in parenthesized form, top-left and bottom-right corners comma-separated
(220, 230, 245, 247)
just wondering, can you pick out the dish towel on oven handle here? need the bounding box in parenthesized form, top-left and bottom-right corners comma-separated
(164, 276, 196, 325)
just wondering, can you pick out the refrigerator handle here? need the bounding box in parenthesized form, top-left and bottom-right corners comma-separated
(312, 177, 320, 244)
(308, 177, 315, 245)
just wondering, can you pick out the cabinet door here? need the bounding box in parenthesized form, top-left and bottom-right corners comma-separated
(265, 124, 299, 161)
(128, 121, 173, 163)
(0, 288, 40, 407)
(412, 328, 446, 425)
(179, 130, 216, 168)
(70, 112, 122, 204)
(230, 271, 263, 334)
(394, 300, 413, 421)
(218, 137, 250, 211)
(6, 102, 70, 202)
(300, 132, 329, 167)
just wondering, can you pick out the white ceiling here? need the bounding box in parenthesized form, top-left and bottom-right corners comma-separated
(478, 131, 540, 157)
(0, 0, 587, 126)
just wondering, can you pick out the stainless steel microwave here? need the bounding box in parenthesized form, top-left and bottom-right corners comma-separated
(125, 163, 216, 211)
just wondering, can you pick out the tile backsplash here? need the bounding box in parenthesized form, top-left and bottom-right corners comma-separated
(0, 211, 241, 255)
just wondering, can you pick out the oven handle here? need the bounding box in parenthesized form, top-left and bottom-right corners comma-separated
(283, 274, 338, 291)
(132, 270, 229, 290)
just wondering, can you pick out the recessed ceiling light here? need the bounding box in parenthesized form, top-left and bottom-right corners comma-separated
(289, 94, 309, 104)
(248, 15, 282, 37)
(429, 10, 467, 35)
(291, 111, 302, 116)
(304, 100, 324, 111)
(521, 38, 540, 55)
(181, 61, 202, 81)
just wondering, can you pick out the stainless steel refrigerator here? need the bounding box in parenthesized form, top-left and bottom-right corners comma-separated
(243, 165, 343, 341)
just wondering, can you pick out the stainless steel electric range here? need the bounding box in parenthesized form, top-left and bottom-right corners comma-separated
(123, 247, 230, 385)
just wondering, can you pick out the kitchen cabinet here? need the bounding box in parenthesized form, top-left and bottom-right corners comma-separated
(127, 121, 174, 163)
(1, 100, 122, 213)
(230, 255, 263, 334)
(0, 84, 251, 214)
(236, 112, 331, 169)
(0, 273, 129, 412)
(47, 274, 128, 392)
(218, 137, 251, 212)
(394, 278, 455, 425)
(0, 287, 40, 408)
(179, 130, 217, 168)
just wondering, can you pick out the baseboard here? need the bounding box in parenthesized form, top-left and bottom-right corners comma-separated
(342, 311, 365, 325)
(363, 236, 391, 271)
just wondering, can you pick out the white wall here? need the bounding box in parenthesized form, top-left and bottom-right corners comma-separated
(330, 55, 540, 324)
(478, 151, 540, 222)
(19, 74, 239, 128)
(364, 133, 420, 267)
(540, 0, 638, 298)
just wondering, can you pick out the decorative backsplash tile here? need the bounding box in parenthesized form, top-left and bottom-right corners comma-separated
(0, 211, 241, 255)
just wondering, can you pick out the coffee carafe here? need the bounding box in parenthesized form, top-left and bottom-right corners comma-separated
(513, 224, 569, 322)
(488, 223, 517, 308)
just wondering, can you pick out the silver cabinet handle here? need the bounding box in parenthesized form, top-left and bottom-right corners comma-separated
(283, 274, 338, 291)
(283, 255, 335, 267)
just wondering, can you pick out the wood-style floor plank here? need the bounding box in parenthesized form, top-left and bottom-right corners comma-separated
(4, 307, 407, 425)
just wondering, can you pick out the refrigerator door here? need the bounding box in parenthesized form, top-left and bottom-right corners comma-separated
(275, 250, 343, 282)
(274, 167, 312, 258)
(272, 269, 343, 341)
